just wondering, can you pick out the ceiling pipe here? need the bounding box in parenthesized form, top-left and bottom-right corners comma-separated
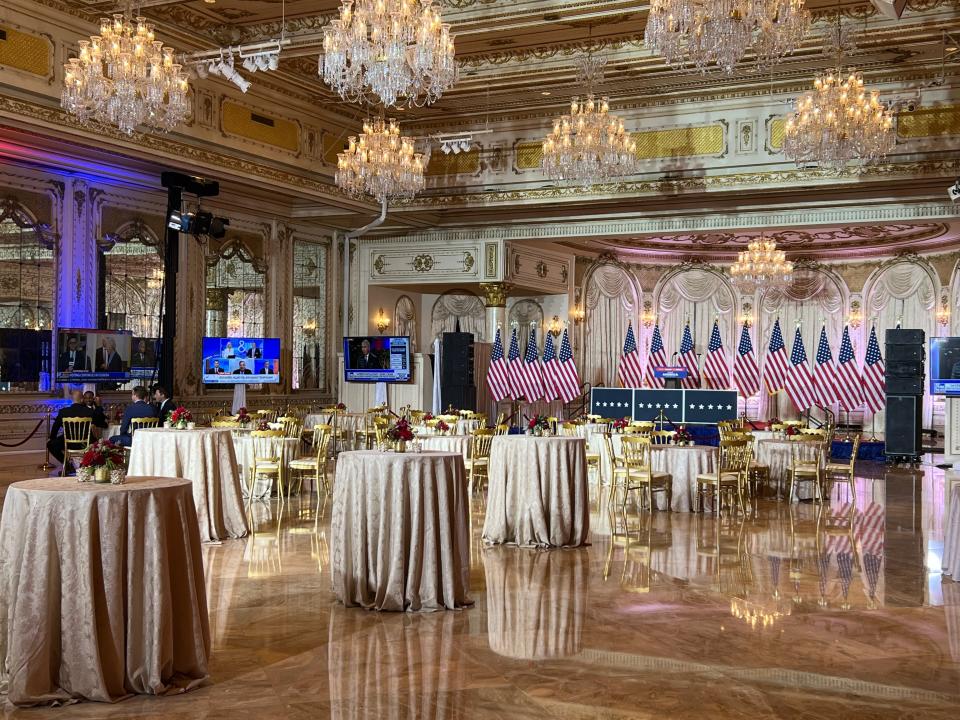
(341, 197, 388, 338)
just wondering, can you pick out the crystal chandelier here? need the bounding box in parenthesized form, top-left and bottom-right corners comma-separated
(644, 0, 810, 73)
(320, 0, 458, 108)
(782, 69, 895, 171)
(541, 55, 639, 186)
(61, 8, 190, 135)
(729, 236, 794, 291)
(336, 118, 425, 202)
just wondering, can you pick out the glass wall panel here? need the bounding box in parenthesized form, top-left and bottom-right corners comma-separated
(293, 239, 327, 390)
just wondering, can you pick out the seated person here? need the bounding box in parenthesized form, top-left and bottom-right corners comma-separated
(152, 383, 176, 422)
(47, 390, 108, 473)
(233, 360, 253, 375)
(109, 386, 157, 447)
(82, 390, 108, 438)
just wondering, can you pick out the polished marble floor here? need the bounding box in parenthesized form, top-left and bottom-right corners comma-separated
(1, 455, 959, 719)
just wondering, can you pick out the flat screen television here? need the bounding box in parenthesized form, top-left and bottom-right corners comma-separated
(56, 328, 131, 382)
(0, 328, 51, 382)
(202, 337, 280, 384)
(343, 336, 411, 383)
(129, 336, 160, 380)
(930, 337, 960, 395)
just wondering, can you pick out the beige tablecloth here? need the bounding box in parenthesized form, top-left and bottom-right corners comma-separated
(232, 434, 301, 499)
(331, 450, 471, 611)
(483, 546, 588, 659)
(421, 434, 472, 460)
(483, 435, 589, 548)
(128, 428, 248, 542)
(755, 439, 819, 500)
(0, 476, 210, 706)
(944, 485, 960, 578)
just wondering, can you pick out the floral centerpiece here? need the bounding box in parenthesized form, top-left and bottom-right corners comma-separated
(423, 412, 434, 422)
(168, 406, 194, 429)
(675, 425, 693, 445)
(436, 419, 450, 435)
(79, 439, 126, 484)
(256, 420, 271, 431)
(785, 425, 799, 437)
(612, 417, 629, 433)
(386, 418, 415, 451)
(236, 406, 251, 425)
(336, 402, 347, 411)
(526, 414, 550, 436)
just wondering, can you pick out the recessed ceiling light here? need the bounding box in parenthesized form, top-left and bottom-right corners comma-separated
(204, 0, 216, 4)
(541, 91, 551, 96)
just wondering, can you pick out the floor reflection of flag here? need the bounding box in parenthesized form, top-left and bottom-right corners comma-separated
(768, 555, 781, 592)
(817, 552, 831, 598)
(857, 502, 884, 600)
(825, 503, 854, 554)
(862, 553, 882, 601)
(837, 552, 854, 599)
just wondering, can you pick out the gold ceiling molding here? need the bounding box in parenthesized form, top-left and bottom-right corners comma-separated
(0, 23, 52, 78)
(769, 118, 787, 151)
(426, 149, 481, 176)
(639, 223, 950, 249)
(207, 14, 337, 47)
(221, 100, 300, 153)
(633, 123, 725, 160)
(898, 105, 960, 139)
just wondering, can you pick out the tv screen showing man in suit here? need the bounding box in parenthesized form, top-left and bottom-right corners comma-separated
(343, 336, 411, 383)
(55, 329, 131, 382)
(201, 337, 281, 384)
(930, 337, 960, 395)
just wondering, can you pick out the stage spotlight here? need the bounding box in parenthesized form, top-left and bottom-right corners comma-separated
(242, 56, 257, 72)
(459, 139, 471, 152)
(267, 53, 279, 70)
(441, 142, 452, 154)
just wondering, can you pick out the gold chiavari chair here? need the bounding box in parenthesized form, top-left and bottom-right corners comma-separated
(560, 422, 578, 437)
(355, 408, 387, 449)
(256, 409, 279, 424)
(620, 435, 672, 514)
(495, 411, 506, 427)
(61, 416, 93, 476)
(289, 424, 332, 497)
(822, 434, 860, 504)
(276, 415, 303, 440)
(798, 427, 827, 438)
(599, 431, 626, 503)
(373, 416, 391, 446)
(473, 413, 487, 427)
(788, 437, 827, 503)
(250, 429, 285, 500)
(130, 416, 160, 433)
(464, 429, 495, 494)
(495, 423, 510, 436)
(649, 430, 676, 445)
(695, 438, 750, 515)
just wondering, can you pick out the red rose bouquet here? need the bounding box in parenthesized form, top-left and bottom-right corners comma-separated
(436, 419, 450, 434)
(80, 439, 125, 470)
(169, 406, 193, 426)
(526, 414, 550, 433)
(386, 418, 415, 442)
(675, 425, 693, 443)
(336, 402, 347, 411)
(612, 417, 629, 431)
(785, 425, 799, 437)
(236, 407, 251, 425)
(423, 412, 434, 422)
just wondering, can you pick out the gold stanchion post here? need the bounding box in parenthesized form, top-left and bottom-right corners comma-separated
(38, 413, 54, 471)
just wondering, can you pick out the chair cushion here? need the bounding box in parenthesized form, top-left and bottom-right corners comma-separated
(253, 462, 280, 471)
(825, 463, 851, 472)
(289, 459, 318, 470)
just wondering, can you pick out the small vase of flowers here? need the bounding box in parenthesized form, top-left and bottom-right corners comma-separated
(612, 417, 629, 433)
(675, 425, 693, 446)
(785, 425, 799, 437)
(336, 402, 347, 411)
(168, 406, 193, 429)
(436, 419, 450, 436)
(236, 407, 251, 426)
(79, 439, 126, 484)
(526, 414, 550, 436)
(386, 418, 415, 452)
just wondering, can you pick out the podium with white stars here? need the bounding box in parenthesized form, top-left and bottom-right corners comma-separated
(590, 388, 738, 425)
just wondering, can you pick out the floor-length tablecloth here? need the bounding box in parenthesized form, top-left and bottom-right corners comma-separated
(232, 434, 301, 498)
(128, 428, 248, 542)
(483, 435, 589, 548)
(331, 450, 471, 611)
(421, 434, 472, 460)
(0, 476, 210, 706)
(755, 439, 820, 500)
(944, 484, 960, 578)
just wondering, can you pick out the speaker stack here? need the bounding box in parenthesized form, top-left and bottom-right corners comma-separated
(884, 328, 924, 461)
(440, 332, 476, 411)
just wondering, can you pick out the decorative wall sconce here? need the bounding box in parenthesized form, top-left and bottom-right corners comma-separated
(374, 307, 389, 333)
(547, 315, 563, 336)
(738, 302, 753, 328)
(303, 319, 317, 337)
(847, 300, 863, 329)
(570, 304, 585, 325)
(641, 301, 655, 328)
(937, 296, 951, 327)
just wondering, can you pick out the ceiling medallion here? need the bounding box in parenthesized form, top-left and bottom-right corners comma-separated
(541, 54, 639, 187)
(320, 0, 458, 108)
(729, 235, 794, 292)
(644, 0, 810, 74)
(336, 118, 425, 202)
(61, 4, 190, 135)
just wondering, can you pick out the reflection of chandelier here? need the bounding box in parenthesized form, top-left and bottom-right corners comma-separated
(730, 597, 791, 630)
(729, 236, 794, 291)
(61, 10, 190, 135)
(336, 118, 425, 202)
(542, 55, 638, 186)
(644, 0, 810, 73)
(320, 0, 457, 108)
(783, 69, 895, 171)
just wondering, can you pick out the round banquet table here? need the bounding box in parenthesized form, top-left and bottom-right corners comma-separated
(331, 450, 471, 611)
(755, 438, 820, 500)
(0, 476, 210, 706)
(232, 433, 301, 499)
(483, 435, 589, 548)
(420, 434, 472, 460)
(943, 484, 960, 578)
(128, 428, 249, 542)
(483, 546, 587, 660)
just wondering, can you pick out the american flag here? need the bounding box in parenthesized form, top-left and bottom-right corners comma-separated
(836, 326, 864, 411)
(645, 324, 667, 388)
(814, 325, 839, 409)
(733, 323, 760, 397)
(519, 326, 545, 402)
(506, 326, 523, 401)
(785, 326, 815, 411)
(678, 323, 700, 388)
(763, 318, 789, 394)
(541, 331, 559, 402)
(486, 326, 511, 402)
(553, 328, 582, 403)
(703, 320, 730, 389)
(862, 326, 885, 414)
(617, 322, 644, 388)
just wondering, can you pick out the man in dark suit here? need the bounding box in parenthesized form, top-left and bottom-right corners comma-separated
(95, 336, 124, 373)
(131, 338, 155, 368)
(58, 335, 90, 373)
(110, 386, 157, 447)
(246, 342, 263, 359)
(152, 384, 176, 422)
(48, 390, 107, 472)
(353, 339, 382, 369)
(82, 391, 108, 437)
(233, 360, 253, 375)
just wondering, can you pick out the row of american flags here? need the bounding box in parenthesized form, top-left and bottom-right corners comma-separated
(486, 326, 582, 404)
(615, 318, 888, 413)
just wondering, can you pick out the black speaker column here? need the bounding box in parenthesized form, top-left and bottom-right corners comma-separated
(440, 332, 476, 411)
(884, 328, 925, 461)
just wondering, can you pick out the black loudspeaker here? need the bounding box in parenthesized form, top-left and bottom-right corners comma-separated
(886, 363, 924, 378)
(440, 332, 476, 411)
(885, 328, 925, 345)
(886, 344, 924, 364)
(885, 376, 924, 395)
(885, 395, 923, 458)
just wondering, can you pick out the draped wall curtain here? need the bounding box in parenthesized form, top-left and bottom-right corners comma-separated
(584, 263, 640, 387)
(865, 259, 938, 429)
(757, 266, 846, 421)
(430, 292, 486, 343)
(394, 295, 417, 351)
(508, 299, 544, 353)
(655, 268, 736, 376)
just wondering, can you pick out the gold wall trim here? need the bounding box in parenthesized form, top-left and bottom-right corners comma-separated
(898, 105, 960, 139)
(221, 101, 300, 153)
(0, 24, 52, 78)
(515, 141, 542, 171)
(632, 123, 725, 160)
(768, 117, 786, 152)
(426, 148, 480, 176)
